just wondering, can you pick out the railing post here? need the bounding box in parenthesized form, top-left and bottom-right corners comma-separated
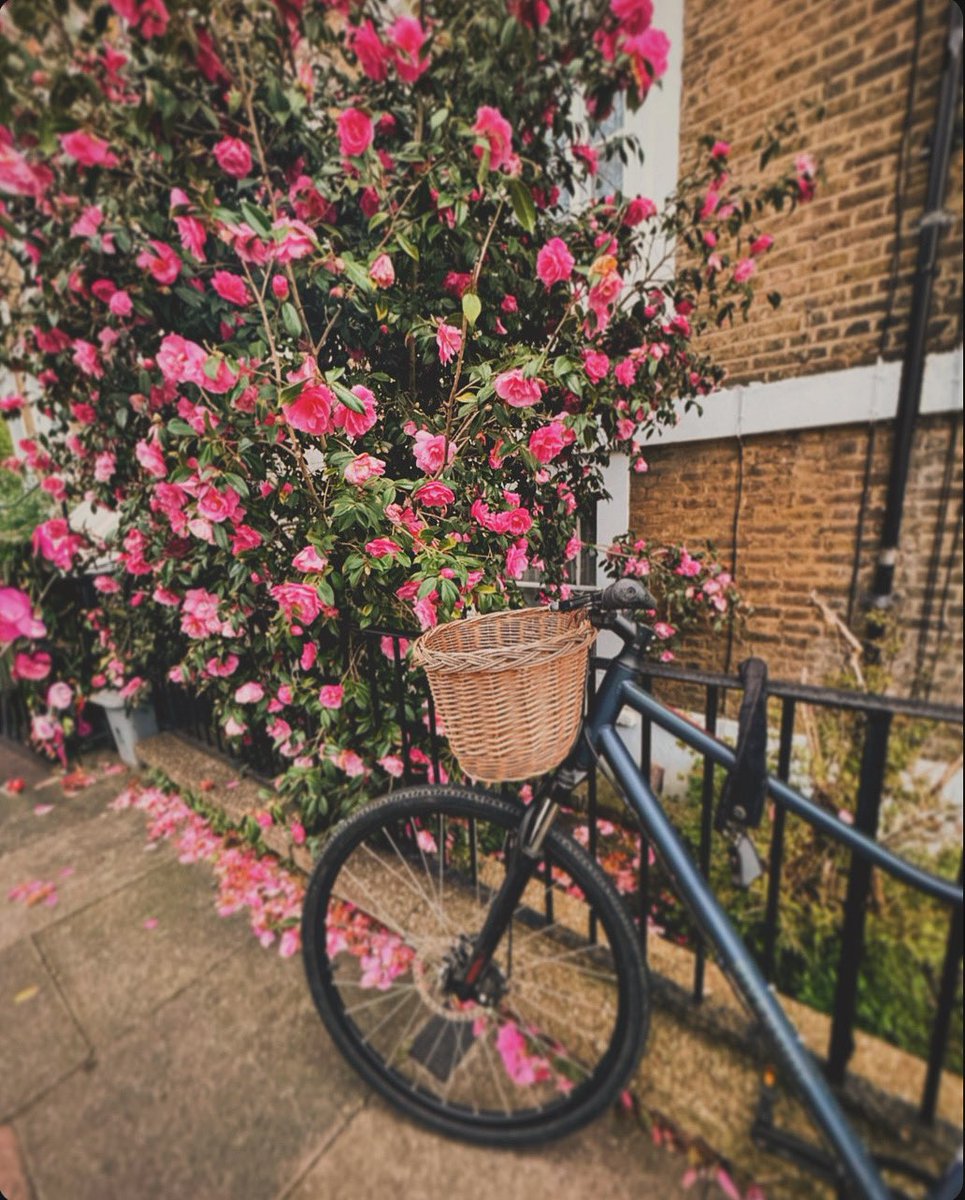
(826, 710, 892, 1083)
(762, 698, 796, 981)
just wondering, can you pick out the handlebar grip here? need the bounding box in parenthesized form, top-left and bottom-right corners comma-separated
(599, 577, 656, 611)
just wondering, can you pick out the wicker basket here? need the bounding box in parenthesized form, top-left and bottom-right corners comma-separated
(411, 607, 598, 783)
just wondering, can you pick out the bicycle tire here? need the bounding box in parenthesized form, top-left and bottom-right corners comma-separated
(302, 785, 649, 1146)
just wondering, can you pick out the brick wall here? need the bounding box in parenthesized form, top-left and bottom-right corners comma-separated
(624, 0, 964, 704)
(628, 413, 963, 703)
(678, 0, 963, 385)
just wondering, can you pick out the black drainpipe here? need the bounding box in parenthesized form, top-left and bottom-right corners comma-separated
(869, 3, 963, 616)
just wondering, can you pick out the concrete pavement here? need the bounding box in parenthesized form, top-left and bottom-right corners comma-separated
(0, 742, 690, 1200)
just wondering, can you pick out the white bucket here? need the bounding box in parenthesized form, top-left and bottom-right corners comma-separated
(89, 689, 158, 767)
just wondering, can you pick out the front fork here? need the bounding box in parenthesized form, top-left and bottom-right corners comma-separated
(448, 765, 585, 1000)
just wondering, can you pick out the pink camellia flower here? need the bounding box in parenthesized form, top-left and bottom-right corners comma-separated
(653, 621, 676, 640)
(583, 350, 610, 382)
(205, 655, 239, 678)
(31, 519, 83, 572)
(348, 19, 391, 81)
(136, 240, 181, 285)
(794, 152, 817, 202)
(333, 385, 379, 438)
(13, 650, 52, 680)
(213, 137, 252, 178)
(505, 541, 530, 579)
(319, 684, 343, 709)
(536, 237, 575, 288)
(197, 484, 243, 524)
(234, 681, 265, 704)
(528, 421, 572, 464)
(749, 233, 774, 256)
(47, 682, 73, 710)
(365, 537, 401, 557)
(472, 106, 516, 173)
(109, 289, 133, 316)
(271, 217, 316, 262)
(293, 545, 328, 572)
(344, 454, 386, 485)
(271, 582, 322, 625)
(388, 15, 430, 82)
(71, 339, 103, 379)
(211, 269, 251, 306)
(137, 0, 169, 38)
(572, 143, 598, 175)
(175, 214, 207, 261)
(135, 438, 167, 478)
(623, 195, 657, 225)
(290, 820, 307, 846)
(59, 130, 120, 168)
(337, 107, 374, 158)
(412, 592, 438, 630)
(623, 27, 671, 94)
(733, 257, 756, 284)
(0, 394, 24, 413)
(0, 587, 46, 644)
(436, 322, 462, 366)
(334, 748, 367, 778)
(271, 274, 289, 299)
(494, 368, 543, 408)
(180, 587, 224, 638)
(282, 383, 334, 437)
(223, 716, 247, 737)
(711, 139, 731, 158)
(369, 254, 395, 288)
(157, 333, 208, 386)
(412, 430, 456, 474)
(378, 754, 405, 778)
(413, 481, 455, 507)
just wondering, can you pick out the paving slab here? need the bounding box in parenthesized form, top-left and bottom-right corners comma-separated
(283, 1100, 691, 1200)
(35, 856, 253, 1046)
(15, 940, 367, 1200)
(0, 938, 90, 1122)
(0, 791, 163, 954)
(0, 770, 134, 857)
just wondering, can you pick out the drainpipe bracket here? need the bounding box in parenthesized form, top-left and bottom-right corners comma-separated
(918, 208, 955, 230)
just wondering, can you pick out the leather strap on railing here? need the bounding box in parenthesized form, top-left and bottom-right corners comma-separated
(715, 657, 769, 832)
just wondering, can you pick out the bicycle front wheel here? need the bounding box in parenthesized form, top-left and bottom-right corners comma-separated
(302, 785, 649, 1146)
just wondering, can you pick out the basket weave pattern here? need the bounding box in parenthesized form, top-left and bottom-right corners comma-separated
(411, 607, 597, 783)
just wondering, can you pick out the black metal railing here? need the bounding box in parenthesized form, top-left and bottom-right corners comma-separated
(619, 657, 963, 1125)
(148, 625, 963, 1122)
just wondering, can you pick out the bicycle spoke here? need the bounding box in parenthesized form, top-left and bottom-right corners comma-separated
(307, 792, 646, 1134)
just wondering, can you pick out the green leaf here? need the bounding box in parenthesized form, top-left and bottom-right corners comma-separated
(507, 178, 536, 234)
(167, 418, 196, 438)
(328, 377, 366, 413)
(395, 232, 419, 262)
(281, 302, 302, 337)
(429, 107, 450, 130)
(239, 201, 271, 236)
(462, 292, 481, 326)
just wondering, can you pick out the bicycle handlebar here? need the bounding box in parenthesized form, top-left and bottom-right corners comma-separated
(555, 577, 657, 613)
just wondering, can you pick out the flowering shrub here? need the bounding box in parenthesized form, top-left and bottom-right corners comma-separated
(0, 0, 814, 826)
(603, 532, 743, 661)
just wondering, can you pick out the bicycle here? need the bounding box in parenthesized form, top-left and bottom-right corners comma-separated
(302, 578, 964, 1200)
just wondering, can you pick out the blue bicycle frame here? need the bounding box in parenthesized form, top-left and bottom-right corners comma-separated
(569, 644, 963, 1200)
